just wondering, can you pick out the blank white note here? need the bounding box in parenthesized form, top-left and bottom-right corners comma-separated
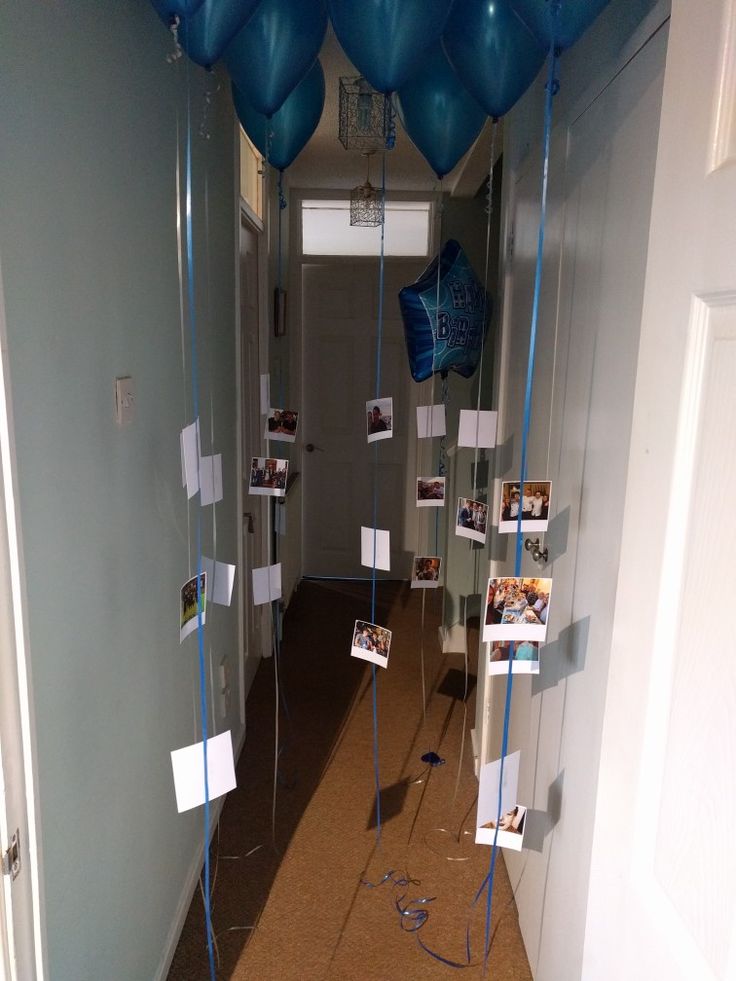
(202, 557, 236, 607)
(458, 409, 498, 449)
(416, 404, 447, 438)
(199, 454, 223, 507)
(361, 526, 390, 571)
(252, 563, 282, 605)
(170, 730, 236, 814)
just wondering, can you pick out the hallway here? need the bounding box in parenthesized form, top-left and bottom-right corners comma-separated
(168, 581, 531, 980)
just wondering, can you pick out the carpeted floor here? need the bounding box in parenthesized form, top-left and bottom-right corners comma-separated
(167, 580, 532, 981)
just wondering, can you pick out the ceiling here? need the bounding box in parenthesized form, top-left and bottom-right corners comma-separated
(287, 26, 501, 197)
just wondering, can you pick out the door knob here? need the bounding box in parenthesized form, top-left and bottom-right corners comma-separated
(305, 442, 323, 453)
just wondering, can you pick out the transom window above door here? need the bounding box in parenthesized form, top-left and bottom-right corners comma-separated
(301, 199, 431, 257)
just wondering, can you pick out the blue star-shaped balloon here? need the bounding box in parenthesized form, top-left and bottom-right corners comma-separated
(399, 240, 491, 383)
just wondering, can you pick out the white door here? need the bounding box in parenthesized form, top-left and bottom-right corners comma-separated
(584, 2, 736, 978)
(0, 271, 40, 979)
(239, 215, 267, 690)
(301, 259, 425, 578)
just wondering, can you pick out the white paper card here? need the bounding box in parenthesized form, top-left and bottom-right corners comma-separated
(202, 557, 236, 607)
(416, 404, 446, 439)
(475, 750, 526, 851)
(252, 563, 282, 605)
(260, 374, 270, 415)
(170, 731, 237, 814)
(181, 420, 200, 499)
(199, 454, 223, 507)
(458, 409, 498, 449)
(361, 526, 390, 571)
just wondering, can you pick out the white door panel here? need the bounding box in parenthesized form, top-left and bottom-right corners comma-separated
(586, 2, 736, 978)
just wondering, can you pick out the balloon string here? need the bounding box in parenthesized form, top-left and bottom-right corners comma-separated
(184, 52, 217, 981)
(471, 118, 498, 503)
(481, 29, 560, 975)
(368, 149, 388, 846)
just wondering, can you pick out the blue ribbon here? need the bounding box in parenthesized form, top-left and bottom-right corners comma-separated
(184, 58, 217, 981)
(481, 13, 560, 970)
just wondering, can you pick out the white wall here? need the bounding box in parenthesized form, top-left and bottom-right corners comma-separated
(491, 2, 669, 977)
(0, 2, 242, 978)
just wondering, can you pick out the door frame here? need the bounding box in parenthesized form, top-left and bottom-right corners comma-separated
(0, 257, 45, 978)
(236, 191, 270, 721)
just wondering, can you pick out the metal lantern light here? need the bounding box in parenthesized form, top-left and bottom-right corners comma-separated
(350, 156, 384, 227)
(338, 76, 389, 153)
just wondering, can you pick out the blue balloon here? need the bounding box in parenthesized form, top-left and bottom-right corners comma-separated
(225, 0, 327, 118)
(399, 240, 491, 383)
(150, 0, 205, 20)
(443, 0, 545, 119)
(232, 60, 325, 171)
(508, 0, 612, 51)
(175, 0, 262, 68)
(395, 46, 487, 179)
(328, 0, 454, 94)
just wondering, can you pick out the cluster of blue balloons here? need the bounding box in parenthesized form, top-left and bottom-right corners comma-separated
(151, 0, 611, 176)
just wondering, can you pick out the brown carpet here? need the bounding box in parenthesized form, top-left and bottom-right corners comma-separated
(167, 580, 532, 981)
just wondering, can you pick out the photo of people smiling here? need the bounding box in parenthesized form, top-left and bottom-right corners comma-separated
(411, 555, 442, 588)
(350, 620, 392, 669)
(264, 407, 299, 443)
(488, 639, 540, 676)
(416, 476, 445, 507)
(455, 497, 488, 544)
(499, 480, 551, 533)
(483, 576, 552, 643)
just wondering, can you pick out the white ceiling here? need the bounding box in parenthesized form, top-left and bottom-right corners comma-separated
(287, 27, 501, 197)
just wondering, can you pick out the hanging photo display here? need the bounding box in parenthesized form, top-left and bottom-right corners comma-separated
(499, 479, 551, 533)
(455, 496, 488, 544)
(483, 576, 552, 642)
(180, 572, 207, 644)
(350, 619, 392, 669)
(416, 476, 445, 507)
(248, 456, 288, 497)
(488, 639, 539, 676)
(475, 751, 527, 852)
(264, 407, 299, 443)
(366, 397, 393, 442)
(411, 555, 442, 588)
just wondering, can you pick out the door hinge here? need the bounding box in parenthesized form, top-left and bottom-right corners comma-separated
(2, 830, 20, 880)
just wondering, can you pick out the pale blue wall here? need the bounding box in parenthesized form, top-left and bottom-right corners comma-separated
(0, 2, 241, 978)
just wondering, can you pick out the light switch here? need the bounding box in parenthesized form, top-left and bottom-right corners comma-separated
(115, 376, 134, 426)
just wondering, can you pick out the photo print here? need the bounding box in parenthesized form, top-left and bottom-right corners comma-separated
(455, 497, 488, 544)
(499, 480, 552, 534)
(416, 476, 446, 507)
(350, 620, 392, 669)
(366, 397, 393, 443)
(475, 750, 527, 852)
(248, 456, 288, 497)
(180, 572, 206, 644)
(264, 407, 299, 443)
(488, 639, 540, 676)
(483, 576, 552, 643)
(411, 556, 442, 589)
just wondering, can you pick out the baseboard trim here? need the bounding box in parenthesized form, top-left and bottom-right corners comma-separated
(153, 721, 247, 981)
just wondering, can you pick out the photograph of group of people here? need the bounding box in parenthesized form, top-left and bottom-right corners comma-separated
(499, 480, 551, 533)
(350, 620, 392, 669)
(488, 639, 540, 676)
(416, 476, 445, 506)
(366, 398, 393, 443)
(456, 497, 488, 544)
(411, 555, 442, 588)
(249, 457, 289, 497)
(180, 572, 206, 643)
(483, 576, 552, 642)
(265, 407, 299, 443)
